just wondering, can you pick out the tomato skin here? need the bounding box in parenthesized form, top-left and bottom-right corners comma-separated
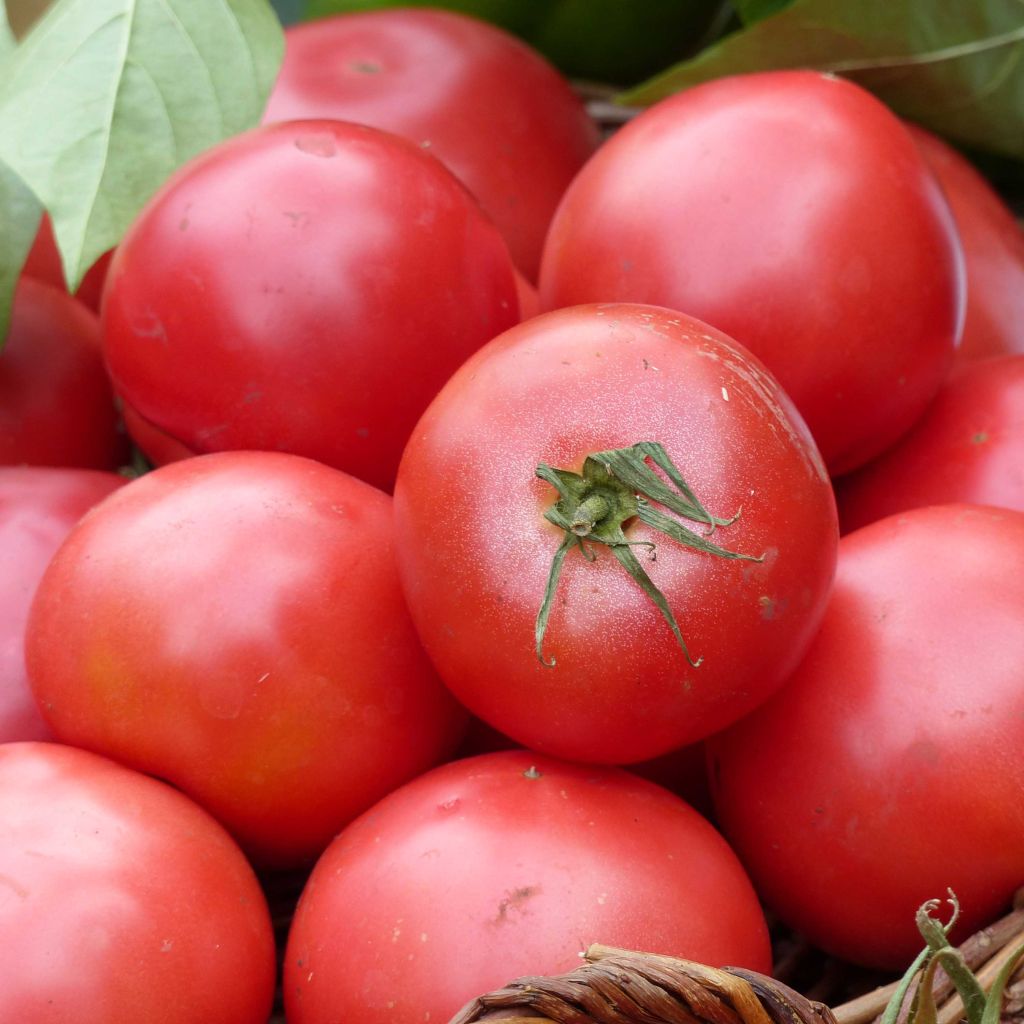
(1, 278, 127, 469)
(284, 749, 772, 1024)
(25, 451, 467, 868)
(264, 8, 599, 281)
(708, 504, 1024, 969)
(908, 126, 1024, 364)
(120, 398, 197, 467)
(21, 214, 113, 312)
(0, 467, 125, 742)
(0, 742, 275, 1024)
(394, 303, 838, 763)
(540, 71, 963, 476)
(102, 119, 519, 492)
(837, 356, 1024, 532)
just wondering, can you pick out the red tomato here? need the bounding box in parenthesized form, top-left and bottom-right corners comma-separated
(21, 214, 113, 312)
(908, 125, 1024, 363)
(394, 304, 838, 763)
(0, 467, 125, 742)
(121, 399, 196, 467)
(708, 504, 1024, 969)
(0, 742, 275, 1024)
(454, 717, 713, 817)
(264, 8, 599, 281)
(837, 355, 1024, 532)
(25, 451, 467, 868)
(102, 120, 519, 492)
(513, 266, 541, 320)
(1, 278, 127, 469)
(540, 71, 964, 476)
(284, 749, 772, 1024)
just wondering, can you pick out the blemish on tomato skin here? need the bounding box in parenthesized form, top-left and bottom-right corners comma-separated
(294, 134, 338, 158)
(0, 874, 29, 900)
(491, 885, 540, 925)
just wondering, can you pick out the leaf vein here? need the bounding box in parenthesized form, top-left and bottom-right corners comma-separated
(821, 23, 1024, 75)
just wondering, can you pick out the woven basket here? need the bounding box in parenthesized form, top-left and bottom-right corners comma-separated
(446, 894, 1024, 1024)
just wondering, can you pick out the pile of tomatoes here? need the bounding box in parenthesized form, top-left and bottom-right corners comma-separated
(2, 8, 1023, 1023)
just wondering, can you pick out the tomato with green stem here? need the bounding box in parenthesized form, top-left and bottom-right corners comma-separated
(394, 303, 838, 764)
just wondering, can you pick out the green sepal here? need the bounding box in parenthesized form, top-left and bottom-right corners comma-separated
(882, 893, 1023, 1024)
(916, 898, 988, 1024)
(534, 441, 762, 668)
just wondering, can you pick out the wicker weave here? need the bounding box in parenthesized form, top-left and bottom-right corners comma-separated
(450, 946, 835, 1024)
(445, 897, 1024, 1024)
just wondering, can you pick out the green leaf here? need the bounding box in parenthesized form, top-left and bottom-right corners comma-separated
(0, 0, 284, 292)
(0, 3, 16, 54)
(621, 0, 1024, 162)
(0, 158, 42, 346)
(733, 0, 796, 24)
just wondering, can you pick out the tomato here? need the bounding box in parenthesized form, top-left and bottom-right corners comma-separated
(120, 399, 196, 467)
(1, 278, 127, 469)
(302, 0, 724, 86)
(0, 741, 275, 1023)
(513, 266, 541, 320)
(455, 716, 714, 816)
(539, 71, 964, 477)
(21, 214, 113, 312)
(25, 451, 467, 868)
(264, 8, 599, 280)
(708, 504, 1024, 969)
(394, 303, 838, 763)
(908, 125, 1024, 364)
(837, 356, 1024, 532)
(0, 467, 125, 742)
(102, 119, 519, 492)
(284, 749, 772, 1024)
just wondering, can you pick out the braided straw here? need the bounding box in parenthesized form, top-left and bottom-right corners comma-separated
(448, 896, 1024, 1024)
(449, 945, 837, 1024)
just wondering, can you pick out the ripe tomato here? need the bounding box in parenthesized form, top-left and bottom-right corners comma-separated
(102, 119, 519, 492)
(837, 355, 1024, 532)
(540, 71, 964, 476)
(0, 742, 275, 1024)
(21, 214, 113, 312)
(284, 749, 772, 1024)
(0, 466, 125, 742)
(708, 504, 1024, 969)
(1, 278, 126, 469)
(264, 8, 599, 281)
(120, 399, 196, 467)
(394, 304, 838, 763)
(25, 451, 467, 868)
(455, 716, 714, 816)
(908, 126, 1024, 364)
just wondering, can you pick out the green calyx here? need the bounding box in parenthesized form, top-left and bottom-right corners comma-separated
(534, 441, 763, 668)
(882, 893, 1024, 1024)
